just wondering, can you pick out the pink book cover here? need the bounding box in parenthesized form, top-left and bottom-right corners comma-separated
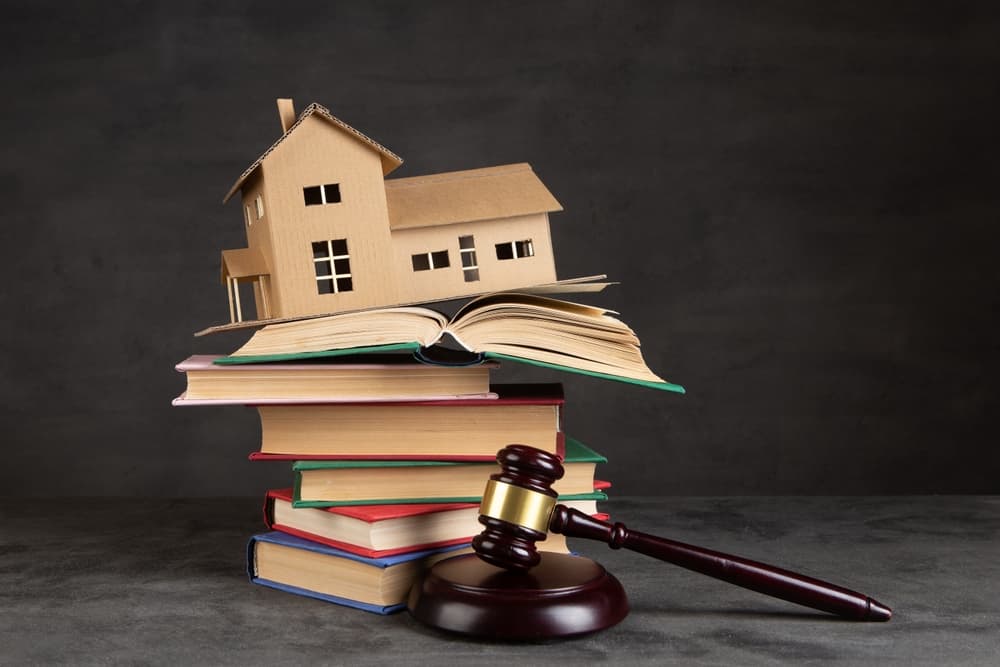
(173, 391, 499, 406)
(223, 383, 564, 408)
(176, 354, 498, 373)
(172, 354, 500, 405)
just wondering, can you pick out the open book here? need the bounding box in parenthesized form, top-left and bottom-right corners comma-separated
(217, 293, 684, 393)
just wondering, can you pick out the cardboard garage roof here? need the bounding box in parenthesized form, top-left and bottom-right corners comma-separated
(385, 163, 563, 231)
(223, 103, 403, 204)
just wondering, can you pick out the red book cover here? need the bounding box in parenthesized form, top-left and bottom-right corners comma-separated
(263, 488, 478, 558)
(262, 486, 610, 558)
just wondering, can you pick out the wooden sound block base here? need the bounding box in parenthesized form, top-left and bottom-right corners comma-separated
(407, 552, 629, 640)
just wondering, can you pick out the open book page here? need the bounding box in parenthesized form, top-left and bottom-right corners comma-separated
(230, 307, 448, 357)
(445, 294, 664, 383)
(517, 279, 617, 296)
(452, 292, 618, 321)
(220, 292, 682, 393)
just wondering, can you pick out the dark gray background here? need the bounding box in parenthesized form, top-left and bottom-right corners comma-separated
(2, 1, 997, 496)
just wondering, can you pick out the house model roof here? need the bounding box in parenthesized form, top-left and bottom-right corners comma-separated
(385, 163, 563, 230)
(222, 101, 562, 231)
(222, 103, 404, 203)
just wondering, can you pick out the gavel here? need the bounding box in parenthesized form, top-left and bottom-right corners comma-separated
(471, 444, 891, 622)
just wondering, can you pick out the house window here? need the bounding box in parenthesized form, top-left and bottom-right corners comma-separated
(255, 195, 264, 219)
(496, 239, 534, 260)
(459, 235, 479, 282)
(304, 183, 341, 206)
(411, 250, 450, 271)
(244, 205, 253, 227)
(312, 239, 353, 294)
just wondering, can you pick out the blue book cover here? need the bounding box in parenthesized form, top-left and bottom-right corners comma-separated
(246, 531, 469, 615)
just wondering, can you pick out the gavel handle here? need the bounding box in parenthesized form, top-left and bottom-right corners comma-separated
(549, 505, 891, 621)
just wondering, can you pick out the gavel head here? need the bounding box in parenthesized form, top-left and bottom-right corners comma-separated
(472, 444, 564, 571)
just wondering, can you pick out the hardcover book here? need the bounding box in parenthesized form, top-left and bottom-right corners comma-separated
(213, 293, 684, 393)
(247, 531, 470, 614)
(263, 488, 605, 558)
(290, 435, 606, 506)
(172, 354, 498, 404)
(254, 384, 564, 458)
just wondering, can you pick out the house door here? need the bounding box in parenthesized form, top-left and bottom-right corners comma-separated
(227, 275, 271, 323)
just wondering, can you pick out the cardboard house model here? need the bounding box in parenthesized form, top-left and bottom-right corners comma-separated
(218, 99, 567, 325)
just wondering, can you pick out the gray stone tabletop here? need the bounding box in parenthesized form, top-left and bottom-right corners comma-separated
(1, 496, 997, 665)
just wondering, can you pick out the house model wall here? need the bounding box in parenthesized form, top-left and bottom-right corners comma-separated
(219, 99, 564, 324)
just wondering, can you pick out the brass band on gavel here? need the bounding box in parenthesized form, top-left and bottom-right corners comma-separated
(479, 480, 556, 533)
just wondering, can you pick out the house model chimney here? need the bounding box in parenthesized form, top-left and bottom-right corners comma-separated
(277, 98, 296, 134)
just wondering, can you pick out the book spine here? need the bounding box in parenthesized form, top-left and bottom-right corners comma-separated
(262, 494, 276, 530)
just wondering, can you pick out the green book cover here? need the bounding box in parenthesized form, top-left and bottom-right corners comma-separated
(214, 343, 685, 394)
(290, 489, 609, 509)
(291, 435, 605, 472)
(291, 435, 607, 508)
(482, 352, 685, 394)
(212, 342, 423, 365)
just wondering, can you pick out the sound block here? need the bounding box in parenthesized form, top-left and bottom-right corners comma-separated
(408, 552, 629, 640)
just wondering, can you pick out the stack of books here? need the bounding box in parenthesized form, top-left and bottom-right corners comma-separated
(177, 100, 686, 617)
(173, 349, 614, 614)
